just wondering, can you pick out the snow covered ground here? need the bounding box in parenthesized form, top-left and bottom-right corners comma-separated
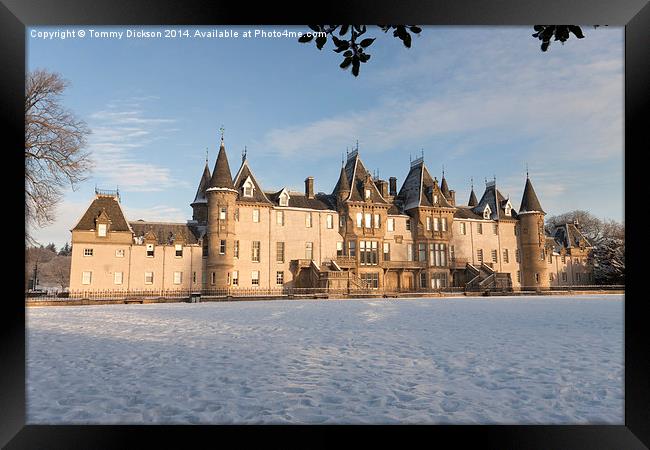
(26, 295, 623, 424)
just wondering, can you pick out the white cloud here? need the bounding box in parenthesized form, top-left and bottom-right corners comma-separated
(86, 99, 190, 192)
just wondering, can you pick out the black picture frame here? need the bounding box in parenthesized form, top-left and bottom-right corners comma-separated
(2, 0, 647, 447)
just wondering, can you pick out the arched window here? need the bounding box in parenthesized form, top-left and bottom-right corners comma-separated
(243, 179, 254, 197)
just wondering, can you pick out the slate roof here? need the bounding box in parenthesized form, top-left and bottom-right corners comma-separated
(338, 151, 388, 204)
(129, 221, 202, 244)
(266, 190, 335, 210)
(453, 206, 484, 220)
(208, 141, 235, 190)
(232, 159, 273, 204)
(192, 163, 211, 204)
(519, 177, 545, 214)
(440, 176, 451, 200)
(396, 159, 454, 211)
(472, 182, 517, 220)
(553, 223, 592, 249)
(332, 165, 350, 196)
(468, 188, 478, 207)
(72, 195, 132, 232)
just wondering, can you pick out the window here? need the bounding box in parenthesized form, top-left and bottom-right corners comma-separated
(220, 207, 227, 220)
(483, 207, 491, 219)
(418, 243, 426, 262)
(97, 223, 107, 237)
(387, 218, 395, 232)
(441, 218, 447, 232)
(82, 271, 92, 285)
(327, 214, 333, 229)
(503, 249, 509, 263)
(336, 242, 344, 257)
(175, 244, 183, 257)
(430, 243, 447, 267)
(252, 241, 260, 262)
(514, 225, 519, 236)
(493, 223, 498, 235)
(360, 241, 378, 265)
(114, 272, 123, 285)
(383, 242, 390, 261)
(276, 271, 284, 285)
(251, 271, 259, 286)
(252, 209, 260, 223)
(426, 217, 432, 231)
(211, 272, 215, 285)
(355, 213, 362, 228)
(244, 180, 254, 197)
(460, 222, 466, 235)
(365, 189, 371, 199)
(276, 242, 285, 262)
(420, 272, 428, 288)
(535, 273, 540, 283)
(364, 213, 372, 228)
(305, 242, 314, 260)
(516, 249, 521, 263)
(477, 223, 483, 234)
(279, 192, 289, 206)
(549, 273, 554, 281)
(220, 240, 226, 255)
(276, 210, 284, 226)
(202, 239, 208, 257)
(434, 217, 440, 231)
(146, 243, 154, 257)
(193, 272, 196, 283)
(562, 272, 567, 282)
(360, 272, 379, 288)
(407, 244, 414, 261)
(450, 245, 455, 262)
(339, 216, 345, 228)
(491, 249, 498, 263)
(234, 208, 239, 221)
(549, 253, 553, 264)
(232, 271, 239, 286)
(348, 240, 356, 257)
(431, 273, 447, 289)
(145, 272, 154, 284)
(517, 271, 521, 282)
(477, 249, 483, 263)
(115, 249, 125, 257)
(540, 249, 545, 260)
(374, 214, 380, 229)
(505, 205, 512, 216)
(173, 271, 182, 285)
(406, 219, 411, 231)
(234, 240, 239, 258)
(83, 248, 93, 257)
(562, 255, 566, 263)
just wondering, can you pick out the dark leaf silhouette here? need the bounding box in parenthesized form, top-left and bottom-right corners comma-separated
(298, 34, 313, 43)
(360, 38, 375, 48)
(532, 25, 587, 51)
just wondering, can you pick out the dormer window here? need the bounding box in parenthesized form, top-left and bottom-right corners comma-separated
(97, 223, 107, 237)
(483, 205, 492, 220)
(504, 200, 512, 216)
(146, 243, 154, 257)
(365, 189, 371, 199)
(243, 178, 254, 197)
(433, 194, 438, 204)
(279, 191, 289, 207)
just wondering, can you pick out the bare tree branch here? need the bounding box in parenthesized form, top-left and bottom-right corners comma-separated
(25, 69, 93, 244)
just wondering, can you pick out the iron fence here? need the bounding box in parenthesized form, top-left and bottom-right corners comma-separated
(25, 284, 624, 304)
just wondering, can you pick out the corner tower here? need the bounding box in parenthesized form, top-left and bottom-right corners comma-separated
(190, 159, 211, 224)
(205, 135, 238, 290)
(518, 175, 549, 290)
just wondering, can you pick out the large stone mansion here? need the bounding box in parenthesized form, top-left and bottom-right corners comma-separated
(69, 137, 593, 292)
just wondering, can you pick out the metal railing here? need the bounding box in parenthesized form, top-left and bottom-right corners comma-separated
(25, 284, 624, 304)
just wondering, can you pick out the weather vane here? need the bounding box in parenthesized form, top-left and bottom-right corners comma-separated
(219, 125, 225, 142)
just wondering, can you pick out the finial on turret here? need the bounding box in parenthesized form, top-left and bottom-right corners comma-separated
(526, 162, 529, 179)
(241, 146, 247, 163)
(205, 147, 209, 164)
(470, 177, 474, 189)
(442, 164, 445, 178)
(219, 125, 225, 143)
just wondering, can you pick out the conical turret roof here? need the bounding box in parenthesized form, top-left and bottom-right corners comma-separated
(334, 165, 350, 195)
(468, 188, 478, 207)
(440, 176, 451, 200)
(519, 177, 545, 214)
(209, 141, 235, 190)
(192, 162, 211, 204)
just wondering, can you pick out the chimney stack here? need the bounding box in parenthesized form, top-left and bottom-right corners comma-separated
(305, 176, 314, 199)
(389, 177, 397, 196)
(376, 180, 389, 198)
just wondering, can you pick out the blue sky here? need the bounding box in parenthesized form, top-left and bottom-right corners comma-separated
(27, 26, 624, 249)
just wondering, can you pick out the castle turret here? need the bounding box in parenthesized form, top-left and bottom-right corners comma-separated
(190, 161, 211, 224)
(205, 137, 238, 290)
(468, 183, 478, 207)
(335, 164, 350, 204)
(518, 175, 548, 290)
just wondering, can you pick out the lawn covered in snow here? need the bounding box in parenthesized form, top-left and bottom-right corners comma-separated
(26, 295, 623, 424)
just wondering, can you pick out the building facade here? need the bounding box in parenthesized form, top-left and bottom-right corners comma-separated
(69, 138, 594, 293)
